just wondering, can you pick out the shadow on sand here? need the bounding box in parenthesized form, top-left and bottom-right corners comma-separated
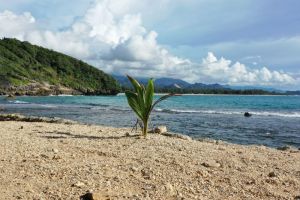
(39, 131, 140, 140)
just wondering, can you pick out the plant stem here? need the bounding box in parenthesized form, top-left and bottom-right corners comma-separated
(143, 120, 148, 137)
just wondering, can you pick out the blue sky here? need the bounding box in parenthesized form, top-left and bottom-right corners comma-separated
(0, 0, 299, 89)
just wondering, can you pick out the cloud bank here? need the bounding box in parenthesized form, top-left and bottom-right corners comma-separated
(0, 0, 297, 87)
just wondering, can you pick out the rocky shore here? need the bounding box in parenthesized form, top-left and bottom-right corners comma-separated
(0, 116, 299, 199)
(0, 83, 82, 96)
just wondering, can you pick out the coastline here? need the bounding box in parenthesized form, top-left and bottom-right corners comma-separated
(0, 116, 299, 199)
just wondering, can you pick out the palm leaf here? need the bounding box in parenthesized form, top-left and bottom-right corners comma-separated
(145, 78, 154, 112)
(125, 91, 143, 120)
(127, 75, 141, 92)
(127, 75, 145, 114)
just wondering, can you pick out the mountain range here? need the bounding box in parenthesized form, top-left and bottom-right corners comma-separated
(113, 75, 290, 93)
(113, 75, 225, 89)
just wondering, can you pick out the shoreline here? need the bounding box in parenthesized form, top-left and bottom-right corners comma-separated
(0, 116, 299, 199)
(1, 93, 299, 97)
(1, 113, 299, 148)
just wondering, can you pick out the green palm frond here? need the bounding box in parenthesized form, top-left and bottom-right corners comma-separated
(125, 75, 177, 137)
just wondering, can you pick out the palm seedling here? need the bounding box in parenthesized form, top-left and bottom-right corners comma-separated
(125, 75, 176, 137)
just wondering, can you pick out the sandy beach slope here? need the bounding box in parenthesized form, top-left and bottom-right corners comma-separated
(0, 120, 299, 200)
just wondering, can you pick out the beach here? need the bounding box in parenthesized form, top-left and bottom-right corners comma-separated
(0, 118, 299, 199)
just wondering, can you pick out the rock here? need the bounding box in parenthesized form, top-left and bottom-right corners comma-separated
(72, 181, 85, 188)
(154, 126, 167, 134)
(52, 155, 62, 160)
(125, 132, 130, 137)
(141, 168, 152, 179)
(165, 183, 176, 196)
(244, 112, 252, 117)
(130, 166, 138, 172)
(40, 154, 49, 159)
(268, 171, 276, 178)
(52, 148, 59, 154)
(201, 160, 221, 168)
(294, 195, 300, 200)
(277, 146, 290, 151)
(162, 133, 192, 141)
(80, 192, 105, 200)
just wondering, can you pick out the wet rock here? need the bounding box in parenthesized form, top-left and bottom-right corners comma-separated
(162, 133, 192, 141)
(154, 126, 167, 134)
(277, 146, 290, 151)
(244, 112, 252, 117)
(201, 160, 221, 168)
(0, 114, 76, 124)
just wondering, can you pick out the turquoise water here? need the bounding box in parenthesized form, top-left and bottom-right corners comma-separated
(1, 94, 300, 147)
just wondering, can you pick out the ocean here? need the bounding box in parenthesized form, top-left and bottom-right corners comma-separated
(1, 94, 299, 148)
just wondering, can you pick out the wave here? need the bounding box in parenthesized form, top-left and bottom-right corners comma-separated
(154, 108, 300, 118)
(86, 103, 110, 107)
(57, 94, 73, 96)
(251, 111, 300, 118)
(39, 104, 57, 108)
(9, 100, 30, 104)
(89, 106, 130, 112)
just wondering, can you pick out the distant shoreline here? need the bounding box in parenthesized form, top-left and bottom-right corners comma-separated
(1, 93, 298, 97)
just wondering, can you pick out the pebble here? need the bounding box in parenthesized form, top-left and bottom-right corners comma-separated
(154, 126, 167, 134)
(165, 183, 176, 196)
(40, 154, 49, 159)
(52, 155, 62, 160)
(130, 166, 138, 172)
(52, 148, 59, 154)
(201, 160, 221, 168)
(141, 168, 152, 179)
(80, 192, 104, 200)
(268, 171, 276, 178)
(73, 181, 85, 188)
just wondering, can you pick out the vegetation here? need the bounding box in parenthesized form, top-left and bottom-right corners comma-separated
(0, 38, 121, 95)
(125, 75, 175, 137)
(121, 85, 281, 95)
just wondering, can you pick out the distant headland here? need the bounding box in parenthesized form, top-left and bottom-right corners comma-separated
(0, 38, 120, 96)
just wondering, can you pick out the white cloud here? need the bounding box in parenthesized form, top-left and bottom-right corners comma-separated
(0, 0, 297, 88)
(198, 52, 295, 85)
(0, 10, 35, 39)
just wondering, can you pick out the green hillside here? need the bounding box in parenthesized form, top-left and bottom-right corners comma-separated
(0, 38, 120, 95)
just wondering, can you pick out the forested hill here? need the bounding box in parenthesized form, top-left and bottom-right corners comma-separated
(0, 38, 120, 95)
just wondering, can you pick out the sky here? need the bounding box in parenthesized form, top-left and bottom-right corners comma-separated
(0, 0, 300, 90)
